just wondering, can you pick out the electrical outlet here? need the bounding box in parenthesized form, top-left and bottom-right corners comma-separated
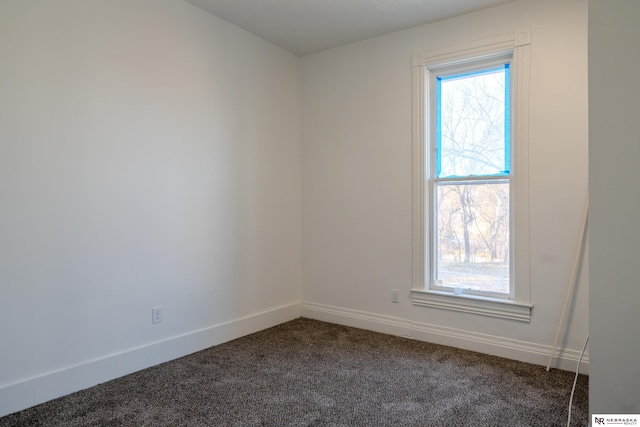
(391, 289, 399, 303)
(152, 306, 163, 324)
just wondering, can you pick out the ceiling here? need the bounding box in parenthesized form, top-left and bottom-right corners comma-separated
(184, 0, 515, 56)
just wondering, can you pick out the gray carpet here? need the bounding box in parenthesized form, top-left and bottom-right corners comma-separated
(0, 318, 589, 426)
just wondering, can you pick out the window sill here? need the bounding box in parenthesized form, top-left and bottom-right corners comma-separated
(411, 289, 532, 322)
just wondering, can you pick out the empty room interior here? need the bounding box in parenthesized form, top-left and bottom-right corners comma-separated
(1, 0, 639, 422)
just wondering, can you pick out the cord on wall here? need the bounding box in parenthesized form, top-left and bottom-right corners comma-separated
(567, 335, 589, 427)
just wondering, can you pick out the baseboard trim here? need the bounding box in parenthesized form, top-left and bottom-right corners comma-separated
(301, 302, 588, 375)
(0, 302, 301, 418)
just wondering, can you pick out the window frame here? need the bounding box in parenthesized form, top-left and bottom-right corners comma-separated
(411, 31, 533, 322)
(430, 57, 512, 300)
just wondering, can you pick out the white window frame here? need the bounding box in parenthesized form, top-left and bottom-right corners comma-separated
(411, 31, 533, 322)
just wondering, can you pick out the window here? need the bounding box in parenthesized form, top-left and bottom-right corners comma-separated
(411, 31, 532, 321)
(433, 60, 511, 298)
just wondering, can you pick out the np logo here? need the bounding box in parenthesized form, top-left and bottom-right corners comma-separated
(594, 418, 606, 425)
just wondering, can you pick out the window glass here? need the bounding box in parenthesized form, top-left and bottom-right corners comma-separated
(436, 65, 510, 178)
(435, 181, 510, 295)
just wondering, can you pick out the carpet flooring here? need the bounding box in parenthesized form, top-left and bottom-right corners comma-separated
(0, 318, 589, 426)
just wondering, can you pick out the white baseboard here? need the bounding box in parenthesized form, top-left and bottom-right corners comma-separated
(301, 302, 589, 375)
(0, 302, 301, 418)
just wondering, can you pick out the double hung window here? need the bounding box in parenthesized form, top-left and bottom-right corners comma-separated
(411, 32, 532, 321)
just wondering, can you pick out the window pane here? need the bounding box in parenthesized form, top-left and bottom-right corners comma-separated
(435, 181, 509, 294)
(436, 65, 510, 178)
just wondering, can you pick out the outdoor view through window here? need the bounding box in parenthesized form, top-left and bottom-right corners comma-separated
(432, 63, 511, 297)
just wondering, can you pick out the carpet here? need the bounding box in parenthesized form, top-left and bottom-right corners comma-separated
(0, 318, 588, 426)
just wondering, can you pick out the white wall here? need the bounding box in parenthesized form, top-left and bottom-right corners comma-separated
(0, 0, 301, 416)
(589, 0, 640, 414)
(302, 0, 589, 371)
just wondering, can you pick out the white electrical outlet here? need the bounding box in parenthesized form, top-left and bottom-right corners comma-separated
(391, 289, 399, 303)
(152, 306, 163, 324)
